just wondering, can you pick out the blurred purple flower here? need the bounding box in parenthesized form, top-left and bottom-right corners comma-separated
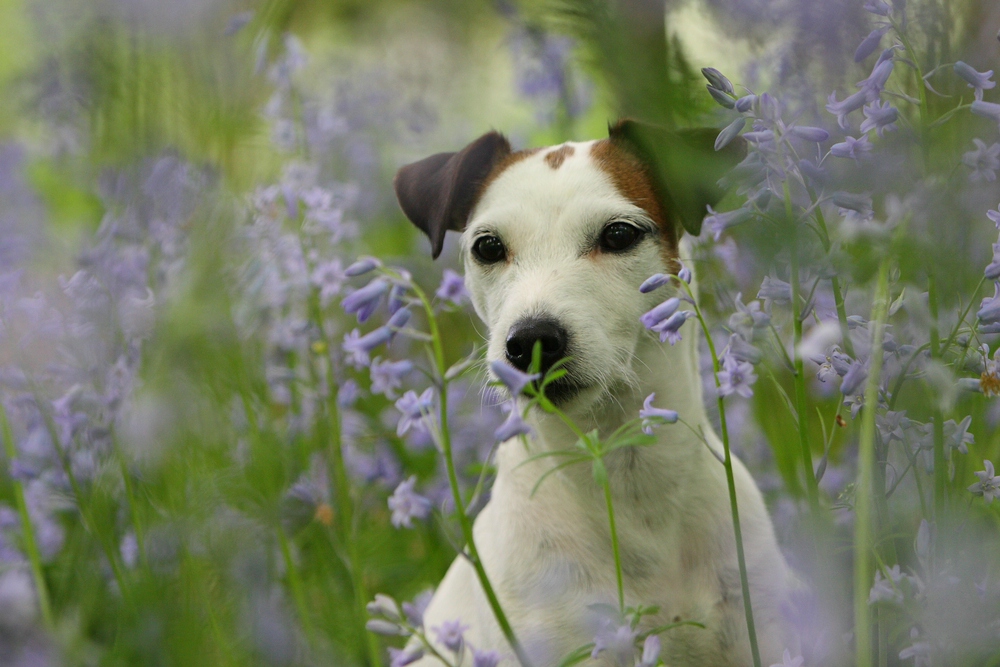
(395, 388, 434, 437)
(962, 139, 1000, 183)
(639, 273, 670, 293)
(944, 415, 974, 454)
(977, 282, 1000, 326)
(490, 360, 539, 397)
(338, 379, 361, 407)
(389, 647, 424, 667)
(757, 276, 792, 307)
(473, 649, 500, 667)
(986, 242, 1000, 280)
(715, 117, 747, 151)
(345, 256, 381, 276)
(832, 192, 874, 219)
(640, 297, 680, 329)
(857, 59, 894, 101)
(726, 333, 763, 364)
(729, 293, 771, 340)
(954, 61, 996, 101)
(863, 0, 892, 15)
(854, 26, 890, 63)
(370, 358, 413, 399)
(403, 590, 433, 628)
(388, 476, 432, 528)
(830, 135, 874, 161)
(341, 278, 388, 322)
(433, 619, 469, 653)
(310, 259, 346, 306)
(495, 405, 532, 441)
(860, 100, 898, 137)
(591, 619, 635, 666)
(990, 206, 1000, 229)
(968, 460, 999, 503)
(869, 566, 905, 604)
(718, 351, 758, 398)
(640, 393, 679, 435)
(827, 90, 869, 129)
(435, 269, 469, 306)
(898, 627, 931, 665)
(343, 327, 392, 369)
(789, 126, 830, 143)
(638, 636, 660, 667)
(840, 361, 868, 396)
(972, 101, 1000, 130)
(769, 649, 805, 667)
(705, 205, 753, 241)
(651, 310, 693, 345)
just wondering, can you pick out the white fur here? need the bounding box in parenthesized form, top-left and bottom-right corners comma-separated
(411, 142, 790, 666)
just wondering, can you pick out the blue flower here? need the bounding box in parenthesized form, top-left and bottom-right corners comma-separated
(650, 310, 694, 345)
(370, 358, 414, 399)
(977, 282, 1000, 325)
(728, 293, 771, 340)
(832, 192, 874, 219)
(387, 476, 432, 528)
(989, 206, 1000, 229)
(972, 100, 1000, 130)
(705, 205, 753, 241)
(341, 278, 389, 322)
(789, 126, 830, 143)
(702, 67, 734, 94)
(489, 360, 540, 396)
(640, 393, 679, 435)
(757, 275, 792, 307)
(343, 327, 393, 368)
(715, 117, 747, 150)
(638, 635, 661, 667)
(830, 134, 874, 161)
(310, 259, 345, 306)
(640, 297, 680, 329)
(898, 627, 931, 665)
(432, 619, 469, 653)
(494, 404, 532, 441)
(389, 646, 424, 667)
(857, 59, 894, 102)
(677, 263, 692, 284)
(718, 351, 758, 398)
(734, 94, 757, 113)
(387, 306, 412, 331)
(986, 241, 1000, 280)
(840, 360, 868, 396)
(968, 460, 1000, 503)
(639, 273, 671, 293)
(345, 256, 382, 277)
(826, 90, 869, 129)
(962, 139, 1000, 183)
(954, 61, 996, 101)
(860, 100, 898, 137)
(590, 619, 636, 666)
(854, 26, 890, 63)
(435, 269, 469, 306)
(944, 415, 974, 454)
(863, 0, 892, 16)
(472, 649, 500, 667)
(725, 333, 763, 364)
(395, 388, 435, 437)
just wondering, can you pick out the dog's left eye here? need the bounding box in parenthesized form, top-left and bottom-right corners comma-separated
(599, 222, 644, 253)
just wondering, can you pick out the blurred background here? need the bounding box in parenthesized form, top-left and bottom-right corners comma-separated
(1, 0, 1000, 665)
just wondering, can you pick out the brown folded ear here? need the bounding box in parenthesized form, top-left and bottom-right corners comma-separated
(608, 119, 746, 237)
(394, 131, 512, 259)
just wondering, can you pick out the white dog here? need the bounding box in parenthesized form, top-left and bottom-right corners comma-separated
(392, 121, 791, 666)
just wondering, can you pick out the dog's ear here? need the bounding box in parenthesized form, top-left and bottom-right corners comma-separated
(608, 119, 746, 237)
(394, 131, 512, 259)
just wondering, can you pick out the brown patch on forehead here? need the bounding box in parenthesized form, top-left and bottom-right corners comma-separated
(543, 144, 575, 169)
(590, 138, 680, 273)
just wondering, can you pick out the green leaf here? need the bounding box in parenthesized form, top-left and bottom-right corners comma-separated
(592, 459, 607, 486)
(557, 644, 596, 667)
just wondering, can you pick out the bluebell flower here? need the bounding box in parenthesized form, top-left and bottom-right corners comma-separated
(898, 627, 931, 665)
(590, 619, 636, 667)
(472, 649, 500, 667)
(844, 394, 864, 419)
(639, 273, 671, 293)
(640, 297, 680, 329)
(826, 90, 869, 129)
(367, 593, 402, 621)
(366, 619, 406, 636)
(388, 476, 432, 528)
(345, 256, 382, 276)
(705, 205, 753, 241)
(310, 259, 345, 306)
(395, 388, 434, 437)
(868, 566, 906, 605)
(743, 130, 775, 144)
(707, 85, 737, 109)
(943, 415, 974, 454)
(651, 310, 694, 345)
(341, 278, 389, 322)
(860, 100, 898, 137)
(757, 276, 792, 307)
(972, 100, 1000, 130)
(490, 360, 540, 396)
(435, 269, 469, 306)
(789, 126, 830, 143)
(715, 117, 747, 151)
(387, 307, 412, 331)
(494, 404, 532, 441)
(402, 590, 433, 627)
(734, 94, 757, 113)
(969, 460, 999, 503)
(987, 242, 1000, 280)
(388, 283, 408, 314)
(989, 206, 1000, 229)
(370, 358, 413, 399)
(962, 139, 1000, 183)
(726, 333, 763, 364)
(343, 327, 392, 369)
(854, 26, 890, 63)
(857, 59, 894, 101)
(638, 635, 661, 667)
(640, 393, 679, 435)
(977, 282, 1000, 325)
(338, 379, 361, 407)
(840, 360, 868, 396)
(954, 61, 996, 101)
(389, 646, 424, 667)
(718, 351, 757, 398)
(728, 293, 770, 340)
(702, 67, 734, 94)
(432, 619, 469, 653)
(863, 0, 892, 16)
(798, 159, 827, 185)
(830, 134, 874, 161)
(769, 649, 805, 667)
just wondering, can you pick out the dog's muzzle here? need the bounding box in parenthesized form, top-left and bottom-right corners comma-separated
(504, 316, 585, 403)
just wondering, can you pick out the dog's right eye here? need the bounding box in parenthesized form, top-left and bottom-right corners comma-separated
(472, 235, 506, 264)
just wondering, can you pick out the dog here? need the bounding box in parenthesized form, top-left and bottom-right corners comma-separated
(392, 121, 791, 666)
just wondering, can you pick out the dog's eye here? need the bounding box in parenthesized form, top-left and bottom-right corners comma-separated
(472, 235, 507, 264)
(599, 222, 644, 253)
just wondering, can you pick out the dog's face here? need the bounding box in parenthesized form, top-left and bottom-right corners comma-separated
(394, 121, 742, 411)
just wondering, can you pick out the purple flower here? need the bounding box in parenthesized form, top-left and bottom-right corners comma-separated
(343, 327, 392, 369)
(590, 620, 637, 667)
(789, 126, 830, 143)
(718, 352, 758, 398)
(388, 476, 432, 528)
(466, 650, 498, 667)
(769, 649, 805, 667)
(638, 635, 661, 667)
(639, 273, 671, 293)
(863, 0, 892, 15)
(702, 67, 734, 94)
(387, 307, 412, 331)
(734, 94, 756, 113)
(640, 393, 679, 435)
(705, 205, 753, 241)
(707, 85, 737, 108)
(402, 590, 433, 627)
(338, 379, 360, 407)
(978, 282, 1000, 325)
(757, 276, 792, 307)
(310, 259, 346, 306)
(898, 627, 931, 665)
(832, 192, 874, 219)
(651, 310, 694, 345)
(954, 61, 996, 101)
(854, 26, 890, 63)
(490, 360, 540, 396)
(860, 100, 898, 137)
(857, 59, 894, 101)
(715, 117, 747, 151)
(432, 619, 469, 653)
(944, 415, 974, 454)
(495, 405, 532, 441)
(986, 242, 1000, 280)
(990, 206, 1000, 229)
(826, 90, 869, 129)
(395, 388, 434, 437)
(640, 297, 680, 329)
(869, 568, 904, 605)
(968, 460, 999, 503)
(728, 293, 770, 339)
(341, 278, 388, 322)
(677, 263, 692, 284)
(435, 269, 469, 306)
(840, 361, 868, 396)
(370, 358, 413, 398)
(345, 256, 381, 276)
(962, 139, 1000, 183)
(389, 646, 424, 667)
(726, 333, 763, 364)
(972, 100, 1000, 130)
(830, 135, 874, 161)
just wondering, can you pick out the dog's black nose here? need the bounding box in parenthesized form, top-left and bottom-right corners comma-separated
(505, 318, 568, 375)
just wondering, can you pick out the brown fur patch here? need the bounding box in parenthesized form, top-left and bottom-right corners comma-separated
(590, 139, 680, 273)
(543, 144, 575, 169)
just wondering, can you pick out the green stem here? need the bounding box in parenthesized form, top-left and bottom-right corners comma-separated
(785, 182, 820, 512)
(602, 480, 625, 613)
(409, 280, 532, 667)
(277, 526, 315, 641)
(855, 257, 892, 667)
(812, 206, 856, 359)
(927, 273, 946, 525)
(0, 401, 54, 628)
(681, 280, 762, 667)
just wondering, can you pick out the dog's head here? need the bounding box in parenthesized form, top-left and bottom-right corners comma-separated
(394, 121, 743, 410)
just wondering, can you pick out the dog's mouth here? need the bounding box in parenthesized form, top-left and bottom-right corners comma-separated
(530, 372, 591, 406)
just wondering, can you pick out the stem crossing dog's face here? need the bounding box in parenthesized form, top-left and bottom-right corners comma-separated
(394, 121, 743, 410)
